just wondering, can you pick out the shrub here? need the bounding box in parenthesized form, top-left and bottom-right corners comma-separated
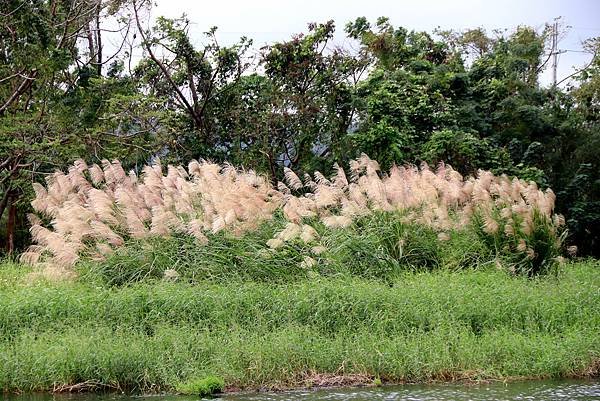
(176, 375, 224, 396)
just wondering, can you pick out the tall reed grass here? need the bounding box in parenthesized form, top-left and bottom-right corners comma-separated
(2, 260, 599, 341)
(21, 155, 567, 279)
(1, 260, 598, 392)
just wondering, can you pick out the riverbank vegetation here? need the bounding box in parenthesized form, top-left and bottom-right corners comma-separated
(1, 0, 599, 395)
(2, 156, 597, 394)
(0, 259, 598, 393)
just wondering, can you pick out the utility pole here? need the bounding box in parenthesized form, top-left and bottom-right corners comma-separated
(550, 17, 566, 86)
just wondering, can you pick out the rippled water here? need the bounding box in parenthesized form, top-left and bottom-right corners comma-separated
(223, 380, 600, 400)
(4, 380, 600, 401)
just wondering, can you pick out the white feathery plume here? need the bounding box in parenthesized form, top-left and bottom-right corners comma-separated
(187, 219, 209, 244)
(124, 209, 147, 238)
(31, 183, 49, 215)
(267, 238, 284, 249)
(27, 213, 42, 226)
(101, 159, 115, 185)
(19, 245, 45, 265)
(437, 232, 450, 241)
(111, 160, 127, 183)
(151, 207, 181, 235)
(88, 164, 104, 185)
(67, 165, 91, 190)
(348, 159, 362, 182)
(211, 215, 226, 233)
(322, 215, 353, 228)
(128, 170, 139, 184)
(299, 224, 319, 243)
(283, 203, 302, 223)
(284, 167, 303, 191)
(276, 222, 302, 241)
(313, 171, 331, 186)
(90, 220, 124, 246)
(303, 173, 317, 190)
(88, 188, 118, 225)
(483, 214, 499, 234)
(314, 185, 340, 209)
(277, 182, 291, 195)
(224, 209, 237, 225)
(553, 214, 565, 227)
(73, 159, 88, 173)
(504, 222, 515, 237)
(24, 155, 567, 277)
(332, 163, 349, 189)
(348, 183, 367, 208)
(300, 256, 316, 269)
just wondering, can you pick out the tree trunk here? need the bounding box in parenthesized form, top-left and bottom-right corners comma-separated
(0, 190, 9, 223)
(95, 2, 102, 76)
(85, 21, 96, 70)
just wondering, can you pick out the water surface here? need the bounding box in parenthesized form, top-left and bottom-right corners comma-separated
(5, 379, 600, 401)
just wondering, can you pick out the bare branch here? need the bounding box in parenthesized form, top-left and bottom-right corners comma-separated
(132, 0, 203, 128)
(557, 48, 599, 86)
(0, 71, 37, 115)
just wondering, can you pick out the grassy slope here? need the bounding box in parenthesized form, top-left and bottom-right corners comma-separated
(0, 259, 599, 393)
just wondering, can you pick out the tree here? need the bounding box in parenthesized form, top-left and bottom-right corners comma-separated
(222, 21, 365, 176)
(131, 1, 253, 163)
(346, 18, 464, 170)
(0, 0, 164, 253)
(1, 7, 599, 257)
(550, 38, 600, 255)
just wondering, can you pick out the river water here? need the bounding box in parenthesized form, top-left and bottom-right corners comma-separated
(4, 380, 600, 401)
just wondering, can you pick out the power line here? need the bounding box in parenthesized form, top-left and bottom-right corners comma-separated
(570, 27, 600, 32)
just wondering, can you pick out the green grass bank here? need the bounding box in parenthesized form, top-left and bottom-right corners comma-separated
(0, 259, 599, 393)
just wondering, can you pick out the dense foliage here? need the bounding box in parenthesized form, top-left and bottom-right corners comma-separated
(0, 259, 598, 392)
(1, 1, 598, 256)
